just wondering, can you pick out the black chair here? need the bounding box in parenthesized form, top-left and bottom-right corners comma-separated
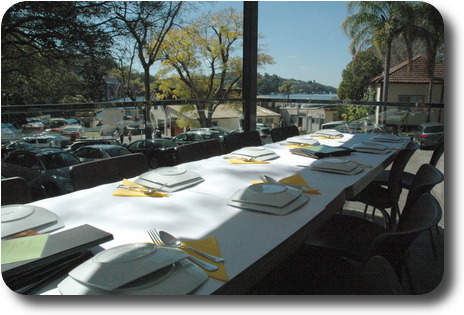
(348, 141, 420, 226)
(355, 255, 404, 294)
(175, 139, 224, 164)
(304, 193, 442, 294)
(374, 138, 444, 190)
(1, 177, 32, 205)
(270, 125, 299, 142)
(69, 153, 149, 191)
(223, 130, 261, 154)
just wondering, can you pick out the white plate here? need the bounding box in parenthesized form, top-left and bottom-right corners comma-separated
(310, 158, 364, 175)
(227, 183, 309, 215)
(1, 205, 64, 239)
(229, 146, 280, 161)
(310, 129, 343, 138)
(352, 142, 391, 154)
(372, 134, 403, 142)
(58, 259, 208, 295)
(66, 243, 189, 291)
(134, 167, 204, 192)
(286, 135, 320, 146)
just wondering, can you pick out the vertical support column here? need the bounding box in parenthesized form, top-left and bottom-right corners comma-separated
(243, 1, 258, 132)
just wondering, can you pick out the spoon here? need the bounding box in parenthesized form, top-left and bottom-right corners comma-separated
(159, 231, 224, 263)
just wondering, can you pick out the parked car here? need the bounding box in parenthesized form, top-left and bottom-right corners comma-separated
(1, 141, 35, 158)
(229, 127, 272, 145)
(2, 123, 21, 144)
(172, 130, 223, 145)
(1, 148, 81, 197)
(65, 137, 122, 154)
(72, 144, 131, 162)
(413, 123, 444, 149)
(125, 139, 177, 169)
(22, 136, 62, 148)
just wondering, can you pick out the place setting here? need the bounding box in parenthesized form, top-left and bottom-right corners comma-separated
(309, 129, 344, 139)
(56, 228, 226, 295)
(309, 157, 365, 175)
(112, 166, 205, 197)
(224, 146, 280, 164)
(281, 135, 321, 148)
(351, 141, 392, 154)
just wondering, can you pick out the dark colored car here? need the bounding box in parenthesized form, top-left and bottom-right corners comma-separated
(413, 123, 444, 149)
(172, 130, 223, 145)
(125, 139, 177, 169)
(72, 144, 131, 162)
(1, 148, 81, 198)
(65, 137, 122, 154)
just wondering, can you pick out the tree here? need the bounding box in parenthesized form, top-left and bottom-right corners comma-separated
(156, 7, 274, 127)
(342, 2, 412, 102)
(338, 49, 382, 101)
(414, 2, 444, 102)
(278, 80, 295, 104)
(1, 1, 113, 104)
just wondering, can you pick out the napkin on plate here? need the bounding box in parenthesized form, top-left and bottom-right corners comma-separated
(224, 157, 270, 164)
(152, 235, 228, 282)
(252, 174, 320, 194)
(112, 179, 169, 197)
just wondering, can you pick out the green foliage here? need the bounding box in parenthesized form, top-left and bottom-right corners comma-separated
(337, 49, 382, 101)
(337, 105, 373, 122)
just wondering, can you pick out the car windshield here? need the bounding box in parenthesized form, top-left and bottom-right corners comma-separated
(38, 152, 80, 169)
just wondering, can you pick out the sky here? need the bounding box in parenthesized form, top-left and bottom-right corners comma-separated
(212, 0, 353, 88)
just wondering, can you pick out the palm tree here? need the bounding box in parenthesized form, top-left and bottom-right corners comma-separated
(278, 80, 295, 105)
(342, 2, 410, 102)
(414, 2, 444, 102)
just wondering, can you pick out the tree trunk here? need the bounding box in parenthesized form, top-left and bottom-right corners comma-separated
(382, 42, 392, 102)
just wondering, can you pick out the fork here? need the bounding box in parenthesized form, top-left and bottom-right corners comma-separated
(117, 185, 158, 194)
(147, 229, 218, 272)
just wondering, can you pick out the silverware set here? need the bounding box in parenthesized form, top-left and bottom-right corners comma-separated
(147, 228, 220, 272)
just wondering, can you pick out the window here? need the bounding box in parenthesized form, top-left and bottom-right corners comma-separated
(398, 95, 425, 103)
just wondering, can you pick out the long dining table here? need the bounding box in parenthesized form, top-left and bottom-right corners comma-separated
(29, 133, 410, 295)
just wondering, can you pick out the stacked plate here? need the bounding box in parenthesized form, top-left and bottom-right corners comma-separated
(352, 141, 391, 154)
(228, 146, 280, 161)
(134, 167, 204, 192)
(310, 158, 364, 175)
(57, 243, 208, 295)
(372, 134, 404, 143)
(285, 135, 320, 146)
(227, 183, 309, 215)
(1, 205, 64, 239)
(310, 129, 343, 138)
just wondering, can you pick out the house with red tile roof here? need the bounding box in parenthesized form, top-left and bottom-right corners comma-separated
(370, 55, 444, 103)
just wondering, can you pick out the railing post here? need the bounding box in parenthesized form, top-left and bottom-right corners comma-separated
(243, 1, 258, 132)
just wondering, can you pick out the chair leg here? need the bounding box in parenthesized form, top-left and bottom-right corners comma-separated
(362, 204, 369, 219)
(428, 228, 439, 260)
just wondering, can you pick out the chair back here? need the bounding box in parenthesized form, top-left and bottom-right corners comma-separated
(175, 139, 223, 164)
(1, 177, 32, 205)
(371, 193, 442, 279)
(429, 138, 444, 167)
(400, 164, 444, 225)
(357, 256, 404, 294)
(223, 131, 261, 153)
(386, 141, 420, 213)
(69, 153, 149, 191)
(270, 125, 299, 142)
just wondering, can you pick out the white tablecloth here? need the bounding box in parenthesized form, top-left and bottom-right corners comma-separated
(30, 133, 408, 295)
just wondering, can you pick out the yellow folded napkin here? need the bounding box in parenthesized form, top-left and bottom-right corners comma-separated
(112, 179, 169, 197)
(252, 173, 320, 194)
(152, 235, 228, 282)
(224, 156, 270, 164)
(350, 160, 373, 168)
(281, 143, 315, 149)
(181, 236, 228, 281)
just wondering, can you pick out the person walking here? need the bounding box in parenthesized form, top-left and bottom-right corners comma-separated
(128, 131, 132, 143)
(113, 129, 119, 140)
